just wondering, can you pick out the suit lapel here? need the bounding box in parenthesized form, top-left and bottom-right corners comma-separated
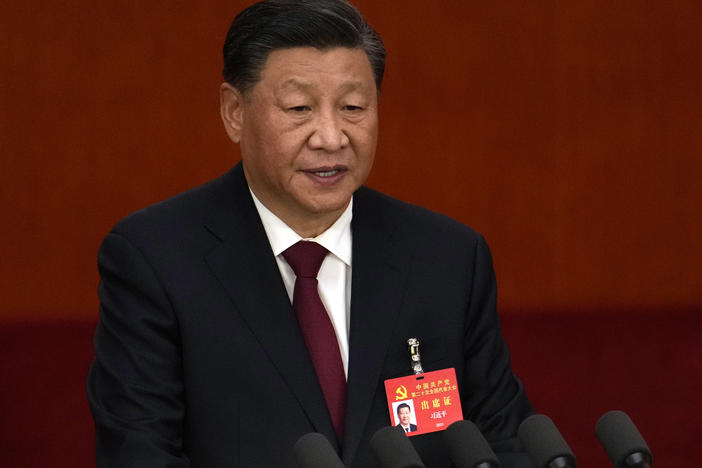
(342, 188, 414, 464)
(203, 165, 338, 447)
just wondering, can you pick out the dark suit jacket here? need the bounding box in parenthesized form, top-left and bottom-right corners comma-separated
(397, 423, 418, 433)
(87, 163, 534, 467)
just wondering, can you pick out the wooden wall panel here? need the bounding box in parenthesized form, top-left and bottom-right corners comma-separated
(1, 1, 701, 319)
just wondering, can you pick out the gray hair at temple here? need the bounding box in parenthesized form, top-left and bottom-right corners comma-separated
(222, 0, 386, 94)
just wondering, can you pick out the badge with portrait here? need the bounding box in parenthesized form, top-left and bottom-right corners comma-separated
(384, 368, 463, 437)
(384, 338, 463, 437)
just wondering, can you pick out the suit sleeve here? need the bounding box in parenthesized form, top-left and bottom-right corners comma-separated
(87, 231, 191, 468)
(461, 235, 535, 468)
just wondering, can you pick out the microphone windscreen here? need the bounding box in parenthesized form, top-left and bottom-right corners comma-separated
(595, 410, 652, 468)
(293, 432, 345, 468)
(370, 426, 426, 468)
(518, 414, 577, 468)
(444, 420, 501, 468)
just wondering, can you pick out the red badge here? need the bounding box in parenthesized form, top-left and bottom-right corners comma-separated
(384, 368, 463, 437)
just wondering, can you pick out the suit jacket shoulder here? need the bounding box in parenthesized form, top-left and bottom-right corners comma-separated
(353, 185, 485, 261)
(355, 186, 480, 234)
(107, 167, 245, 253)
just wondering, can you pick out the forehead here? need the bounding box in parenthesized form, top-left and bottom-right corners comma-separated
(254, 46, 376, 94)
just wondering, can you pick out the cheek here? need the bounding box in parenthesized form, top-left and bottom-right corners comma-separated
(352, 122, 378, 158)
(245, 127, 299, 171)
(356, 138, 377, 174)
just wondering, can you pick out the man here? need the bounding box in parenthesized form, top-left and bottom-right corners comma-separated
(87, 1, 534, 467)
(396, 403, 418, 433)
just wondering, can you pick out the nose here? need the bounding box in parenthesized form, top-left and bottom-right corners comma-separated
(307, 109, 349, 151)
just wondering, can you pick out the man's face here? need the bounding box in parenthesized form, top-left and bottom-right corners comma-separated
(229, 47, 378, 233)
(398, 407, 411, 426)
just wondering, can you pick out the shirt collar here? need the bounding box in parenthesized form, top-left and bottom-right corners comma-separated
(249, 189, 352, 266)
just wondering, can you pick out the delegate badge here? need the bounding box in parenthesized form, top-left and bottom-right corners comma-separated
(383, 338, 463, 437)
(384, 368, 463, 437)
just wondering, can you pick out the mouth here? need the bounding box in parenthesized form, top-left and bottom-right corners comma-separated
(313, 169, 340, 177)
(303, 166, 347, 178)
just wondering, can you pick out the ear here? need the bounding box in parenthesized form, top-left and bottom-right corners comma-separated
(219, 82, 245, 143)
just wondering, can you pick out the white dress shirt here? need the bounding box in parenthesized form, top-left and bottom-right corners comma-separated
(249, 190, 352, 378)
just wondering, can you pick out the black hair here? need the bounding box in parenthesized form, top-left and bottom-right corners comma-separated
(222, 0, 386, 94)
(396, 403, 411, 415)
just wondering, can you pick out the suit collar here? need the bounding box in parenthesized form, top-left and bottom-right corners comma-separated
(250, 187, 354, 266)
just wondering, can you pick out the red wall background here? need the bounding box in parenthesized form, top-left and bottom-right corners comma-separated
(2, 1, 701, 320)
(2, 0, 701, 319)
(1, 1, 701, 465)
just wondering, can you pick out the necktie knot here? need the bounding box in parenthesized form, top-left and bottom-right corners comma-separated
(282, 241, 328, 278)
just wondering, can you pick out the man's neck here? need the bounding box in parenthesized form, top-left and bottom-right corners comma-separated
(285, 213, 342, 238)
(249, 193, 349, 238)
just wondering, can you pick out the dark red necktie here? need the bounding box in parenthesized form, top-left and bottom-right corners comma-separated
(282, 241, 346, 440)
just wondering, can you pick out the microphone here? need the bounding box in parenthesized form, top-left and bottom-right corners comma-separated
(518, 414, 577, 468)
(443, 420, 501, 468)
(370, 425, 426, 468)
(595, 410, 653, 468)
(293, 432, 344, 468)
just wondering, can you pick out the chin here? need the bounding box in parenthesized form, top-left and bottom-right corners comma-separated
(303, 191, 353, 211)
(306, 201, 347, 216)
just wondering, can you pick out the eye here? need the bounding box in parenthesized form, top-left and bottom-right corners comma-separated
(342, 105, 363, 112)
(288, 105, 311, 113)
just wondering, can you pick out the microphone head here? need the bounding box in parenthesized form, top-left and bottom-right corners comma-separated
(595, 410, 653, 468)
(444, 420, 501, 468)
(293, 432, 344, 468)
(518, 414, 577, 468)
(370, 425, 426, 468)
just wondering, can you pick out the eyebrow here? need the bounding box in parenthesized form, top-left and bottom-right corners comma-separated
(279, 78, 367, 94)
(280, 78, 313, 92)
